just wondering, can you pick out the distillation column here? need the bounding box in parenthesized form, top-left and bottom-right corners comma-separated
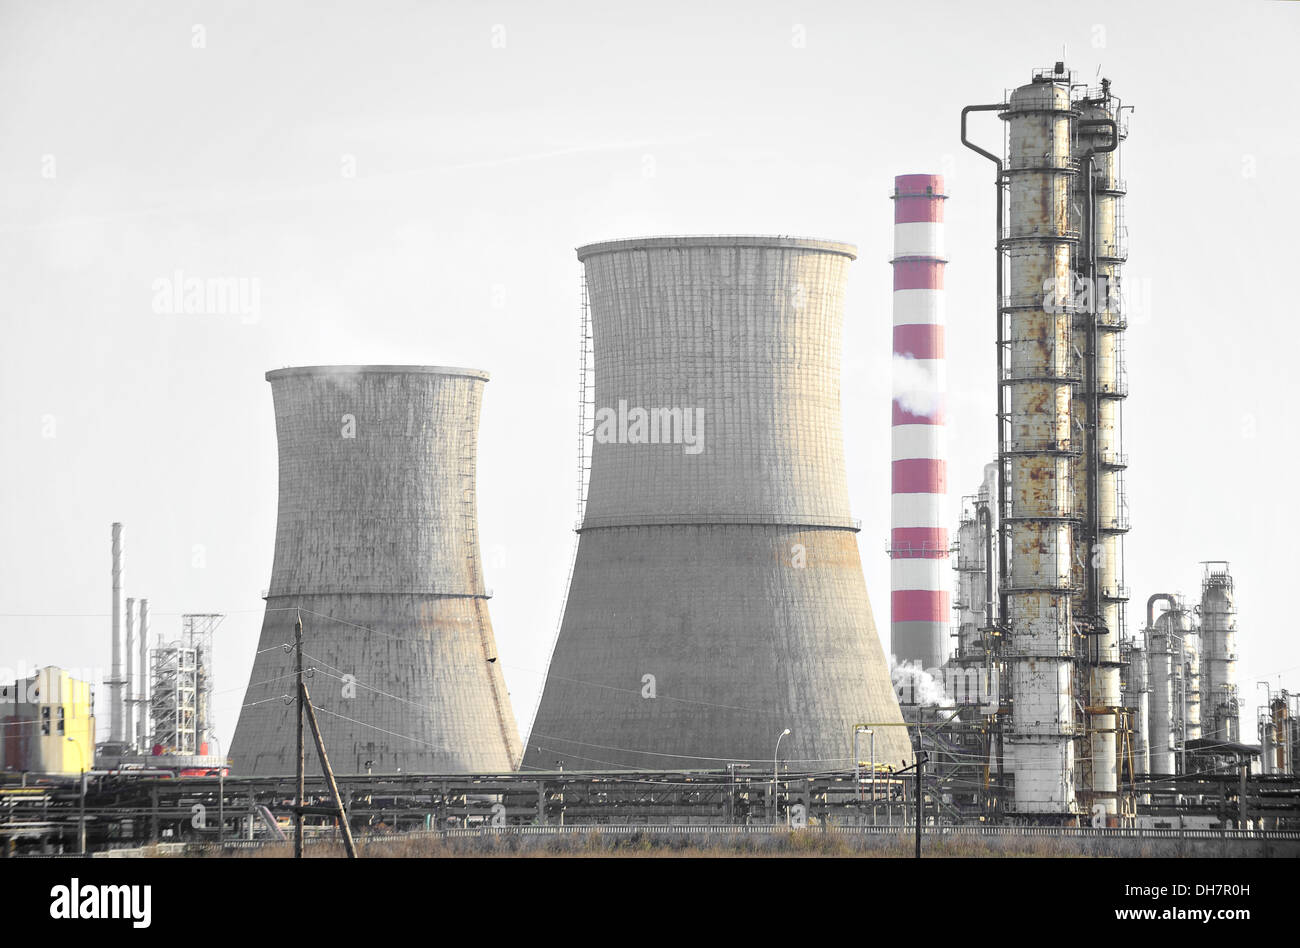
(1073, 87, 1130, 818)
(890, 174, 950, 673)
(1200, 564, 1240, 743)
(1122, 639, 1149, 777)
(1147, 614, 1175, 776)
(1000, 74, 1079, 816)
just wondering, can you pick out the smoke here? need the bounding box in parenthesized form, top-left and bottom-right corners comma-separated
(890, 655, 952, 707)
(891, 354, 943, 417)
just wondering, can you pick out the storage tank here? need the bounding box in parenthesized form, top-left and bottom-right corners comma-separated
(523, 236, 912, 772)
(230, 365, 522, 775)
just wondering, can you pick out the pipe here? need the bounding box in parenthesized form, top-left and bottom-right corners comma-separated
(958, 103, 1007, 626)
(977, 503, 994, 630)
(1077, 117, 1119, 634)
(1147, 593, 1177, 632)
(960, 104, 1004, 165)
(110, 523, 124, 744)
(137, 599, 150, 748)
(961, 101, 1008, 811)
(124, 597, 135, 746)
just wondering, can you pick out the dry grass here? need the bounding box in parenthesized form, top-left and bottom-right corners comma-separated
(205, 829, 1113, 859)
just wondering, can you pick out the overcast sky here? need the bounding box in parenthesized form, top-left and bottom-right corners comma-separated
(2, 0, 1297, 748)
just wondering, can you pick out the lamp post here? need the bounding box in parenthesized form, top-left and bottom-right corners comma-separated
(868, 729, 876, 824)
(854, 726, 866, 801)
(209, 735, 225, 846)
(773, 728, 791, 824)
(65, 737, 86, 855)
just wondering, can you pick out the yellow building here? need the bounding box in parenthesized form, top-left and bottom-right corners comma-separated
(0, 667, 96, 774)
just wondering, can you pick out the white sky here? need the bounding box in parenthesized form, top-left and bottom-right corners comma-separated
(2, 0, 1298, 749)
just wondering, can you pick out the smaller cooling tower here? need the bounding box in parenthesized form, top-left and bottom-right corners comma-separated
(230, 366, 521, 775)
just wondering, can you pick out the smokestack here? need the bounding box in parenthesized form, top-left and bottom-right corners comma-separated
(124, 597, 135, 746)
(890, 174, 950, 674)
(110, 522, 124, 744)
(137, 598, 150, 747)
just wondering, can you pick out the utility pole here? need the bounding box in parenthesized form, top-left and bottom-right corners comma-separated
(218, 767, 224, 848)
(302, 683, 357, 858)
(294, 610, 304, 859)
(78, 770, 87, 855)
(916, 751, 925, 859)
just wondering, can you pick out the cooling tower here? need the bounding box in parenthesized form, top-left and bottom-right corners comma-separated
(230, 366, 522, 776)
(523, 236, 912, 773)
(890, 174, 950, 673)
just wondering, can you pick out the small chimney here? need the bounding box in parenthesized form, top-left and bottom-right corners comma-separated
(124, 597, 135, 746)
(137, 598, 150, 747)
(110, 523, 124, 744)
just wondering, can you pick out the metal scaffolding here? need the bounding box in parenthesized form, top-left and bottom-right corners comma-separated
(149, 614, 222, 755)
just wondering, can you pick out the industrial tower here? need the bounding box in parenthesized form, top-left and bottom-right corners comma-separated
(963, 64, 1132, 820)
(890, 174, 951, 674)
(525, 236, 913, 772)
(230, 366, 522, 775)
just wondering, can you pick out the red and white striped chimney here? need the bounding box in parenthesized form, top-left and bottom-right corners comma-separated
(890, 173, 949, 674)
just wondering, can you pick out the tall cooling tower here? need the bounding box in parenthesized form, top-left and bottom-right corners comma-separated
(890, 174, 950, 672)
(230, 365, 522, 775)
(523, 236, 912, 772)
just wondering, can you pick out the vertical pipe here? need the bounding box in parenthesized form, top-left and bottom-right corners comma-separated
(109, 523, 124, 744)
(854, 728, 861, 801)
(1075, 107, 1123, 817)
(890, 174, 950, 674)
(960, 103, 1007, 819)
(294, 610, 304, 859)
(124, 597, 135, 747)
(137, 598, 150, 748)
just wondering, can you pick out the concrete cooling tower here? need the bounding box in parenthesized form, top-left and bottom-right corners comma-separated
(230, 366, 522, 776)
(523, 236, 912, 773)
